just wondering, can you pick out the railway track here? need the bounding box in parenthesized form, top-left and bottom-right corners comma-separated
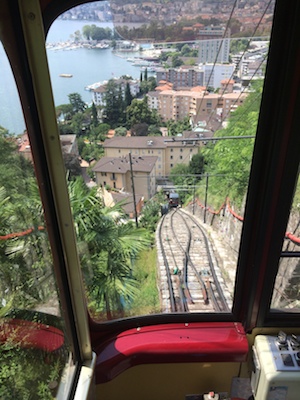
(157, 208, 231, 313)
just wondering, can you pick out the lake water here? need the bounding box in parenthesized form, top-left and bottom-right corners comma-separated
(0, 19, 146, 135)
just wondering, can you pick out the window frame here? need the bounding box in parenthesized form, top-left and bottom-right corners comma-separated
(0, 1, 93, 397)
(232, 0, 300, 330)
(3, 0, 299, 342)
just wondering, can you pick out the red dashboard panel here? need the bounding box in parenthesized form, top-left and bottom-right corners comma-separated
(94, 322, 249, 383)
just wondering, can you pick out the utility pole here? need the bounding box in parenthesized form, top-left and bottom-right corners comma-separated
(192, 178, 196, 215)
(129, 152, 138, 228)
(204, 174, 209, 223)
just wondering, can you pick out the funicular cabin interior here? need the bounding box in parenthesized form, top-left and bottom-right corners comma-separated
(0, 0, 300, 399)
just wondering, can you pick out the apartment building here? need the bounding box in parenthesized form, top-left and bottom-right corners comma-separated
(203, 63, 235, 90)
(147, 90, 160, 110)
(103, 136, 199, 177)
(220, 79, 235, 94)
(158, 90, 196, 122)
(148, 89, 218, 124)
(148, 87, 247, 126)
(92, 155, 157, 200)
(197, 26, 231, 64)
(156, 66, 204, 90)
(219, 92, 248, 119)
(156, 64, 235, 92)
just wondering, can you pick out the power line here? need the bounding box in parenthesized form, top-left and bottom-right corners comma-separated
(195, 0, 273, 130)
(216, 0, 273, 98)
(212, 53, 268, 132)
(151, 36, 270, 47)
(214, 90, 262, 133)
(196, 0, 239, 118)
(163, 135, 255, 142)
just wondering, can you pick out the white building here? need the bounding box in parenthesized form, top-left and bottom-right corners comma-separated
(198, 26, 230, 64)
(147, 91, 160, 110)
(92, 85, 106, 106)
(203, 63, 235, 90)
(92, 78, 140, 106)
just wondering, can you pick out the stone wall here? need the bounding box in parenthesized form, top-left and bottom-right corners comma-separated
(186, 200, 243, 255)
(186, 200, 300, 309)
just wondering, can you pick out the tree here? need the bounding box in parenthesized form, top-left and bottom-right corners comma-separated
(82, 25, 92, 40)
(124, 82, 133, 107)
(189, 153, 205, 180)
(114, 127, 127, 136)
(71, 30, 82, 42)
(116, 85, 126, 124)
(68, 93, 86, 113)
(131, 123, 149, 136)
(147, 76, 157, 91)
(0, 338, 64, 399)
(0, 178, 55, 309)
(103, 79, 122, 126)
(144, 68, 148, 81)
(139, 199, 161, 232)
(82, 25, 113, 41)
(186, 58, 197, 66)
(181, 44, 192, 56)
(140, 76, 157, 94)
(120, 75, 133, 80)
(69, 112, 86, 135)
(167, 116, 191, 136)
(170, 163, 191, 185)
(126, 97, 158, 128)
(230, 38, 248, 54)
(148, 125, 162, 136)
(98, 123, 111, 138)
(89, 123, 110, 142)
(67, 178, 151, 319)
(91, 102, 99, 126)
(0, 130, 34, 197)
(93, 27, 110, 41)
(228, 18, 242, 36)
(172, 54, 184, 67)
(63, 152, 82, 179)
(80, 141, 104, 162)
(55, 104, 73, 121)
(139, 80, 148, 95)
(202, 80, 263, 205)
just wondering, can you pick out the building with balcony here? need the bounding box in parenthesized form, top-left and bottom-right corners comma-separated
(147, 86, 247, 128)
(156, 66, 204, 90)
(102, 135, 200, 177)
(197, 26, 231, 64)
(202, 63, 235, 90)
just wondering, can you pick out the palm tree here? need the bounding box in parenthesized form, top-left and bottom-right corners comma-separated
(1, 174, 151, 319)
(68, 178, 151, 320)
(2, 179, 55, 309)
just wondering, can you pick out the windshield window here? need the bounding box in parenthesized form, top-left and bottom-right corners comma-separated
(46, 0, 275, 321)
